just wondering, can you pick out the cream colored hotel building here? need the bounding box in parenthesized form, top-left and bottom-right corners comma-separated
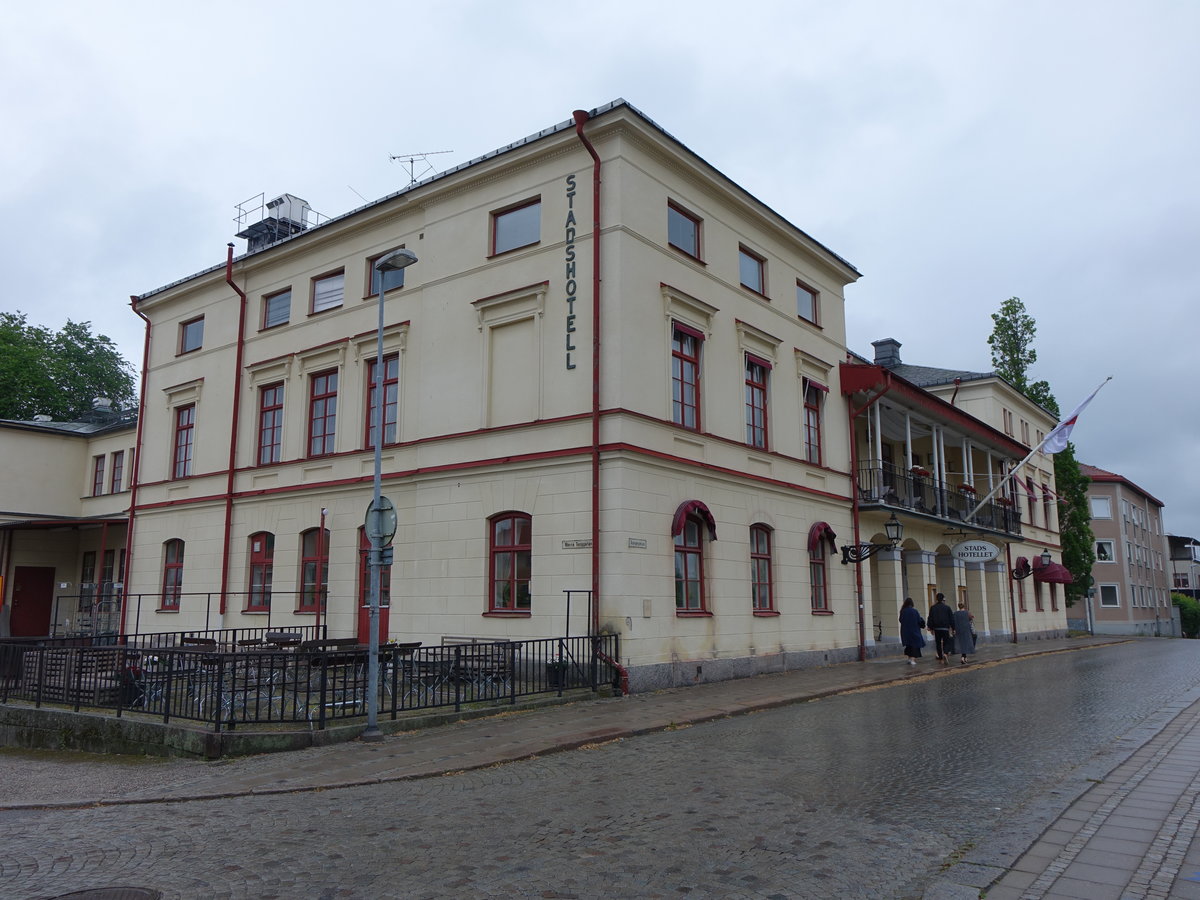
(0, 100, 1067, 690)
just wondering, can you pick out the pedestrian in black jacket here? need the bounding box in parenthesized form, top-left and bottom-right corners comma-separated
(926, 593, 955, 666)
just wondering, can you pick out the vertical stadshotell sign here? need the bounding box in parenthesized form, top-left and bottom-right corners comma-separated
(564, 174, 579, 370)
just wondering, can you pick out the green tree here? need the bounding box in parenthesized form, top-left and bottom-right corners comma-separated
(0, 312, 136, 421)
(987, 297, 1094, 605)
(1173, 593, 1199, 639)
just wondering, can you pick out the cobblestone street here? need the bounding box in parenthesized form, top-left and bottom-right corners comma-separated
(4, 640, 1199, 899)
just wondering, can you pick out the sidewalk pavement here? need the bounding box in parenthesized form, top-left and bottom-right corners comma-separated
(14, 633, 1197, 898)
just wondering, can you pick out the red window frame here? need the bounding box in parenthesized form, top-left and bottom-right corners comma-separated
(739, 246, 766, 295)
(311, 270, 345, 314)
(172, 405, 195, 479)
(667, 202, 701, 259)
(1042, 485, 1054, 530)
(110, 450, 124, 494)
(365, 354, 399, 449)
(745, 355, 770, 448)
(91, 455, 105, 497)
(674, 514, 706, 613)
(750, 524, 774, 612)
(672, 323, 702, 431)
(262, 288, 291, 329)
(307, 371, 338, 457)
(357, 527, 391, 609)
(161, 539, 184, 610)
(247, 532, 274, 612)
(257, 383, 284, 465)
(797, 281, 819, 324)
(489, 512, 532, 612)
(1034, 579, 1044, 612)
(491, 199, 541, 256)
(179, 316, 204, 354)
(299, 528, 329, 613)
(810, 538, 828, 612)
(803, 382, 823, 465)
(367, 249, 410, 296)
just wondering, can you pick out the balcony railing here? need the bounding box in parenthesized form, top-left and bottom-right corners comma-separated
(856, 460, 1022, 536)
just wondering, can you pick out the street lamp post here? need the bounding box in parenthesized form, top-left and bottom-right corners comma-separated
(363, 248, 417, 741)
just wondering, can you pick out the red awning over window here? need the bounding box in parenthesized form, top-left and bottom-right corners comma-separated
(808, 521, 838, 555)
(672, 500, 717, 541)
(1034, 559, 1074, 584)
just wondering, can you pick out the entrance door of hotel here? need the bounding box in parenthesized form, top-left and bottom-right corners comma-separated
(10, 566, 55, 637)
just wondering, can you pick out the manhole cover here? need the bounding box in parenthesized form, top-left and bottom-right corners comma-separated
(48, 890, 161, 900)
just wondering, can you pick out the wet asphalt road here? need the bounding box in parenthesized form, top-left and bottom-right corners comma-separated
(3, 640, 1198, 899)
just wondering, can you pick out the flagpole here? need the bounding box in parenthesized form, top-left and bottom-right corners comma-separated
(966, 376, 1112, 521)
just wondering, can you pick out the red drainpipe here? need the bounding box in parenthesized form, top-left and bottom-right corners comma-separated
(121, 298, 153, 635)
(573, 109, 628, 695)
(220, 243, 249, 618)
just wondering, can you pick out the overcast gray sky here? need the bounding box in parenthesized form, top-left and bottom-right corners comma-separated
(4, 1, 1197, 539)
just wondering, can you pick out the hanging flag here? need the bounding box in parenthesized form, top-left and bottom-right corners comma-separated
(1042, 377, 1112, 454)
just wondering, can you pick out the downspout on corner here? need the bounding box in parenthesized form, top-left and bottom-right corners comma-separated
(123, 295, 152, 636)
(220, 243, 249, 621)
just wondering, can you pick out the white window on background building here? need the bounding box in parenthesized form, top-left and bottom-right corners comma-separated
(1098, 584, 1120, 608)
(1089, 496, 1112, 519)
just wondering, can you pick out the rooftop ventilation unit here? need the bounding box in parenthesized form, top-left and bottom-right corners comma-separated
(235, 193, 315, 252)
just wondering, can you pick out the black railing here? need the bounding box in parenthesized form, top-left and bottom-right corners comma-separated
(855, 460, 1023, 535)
(0, 634, 619, 732)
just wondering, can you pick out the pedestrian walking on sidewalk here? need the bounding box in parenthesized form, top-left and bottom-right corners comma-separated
(927, 593, 954, 665)
(953, 601, 976, 666)
(899, 598, 925, 666)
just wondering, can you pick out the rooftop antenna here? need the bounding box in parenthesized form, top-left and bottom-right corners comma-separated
(389, 150, 453, 187)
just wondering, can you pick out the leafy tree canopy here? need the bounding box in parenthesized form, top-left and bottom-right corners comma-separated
(987, 296, 1093, 604)
(0, 312, 136, 422)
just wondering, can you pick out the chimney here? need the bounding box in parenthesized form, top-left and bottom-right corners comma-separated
(872, 338, 902, 368)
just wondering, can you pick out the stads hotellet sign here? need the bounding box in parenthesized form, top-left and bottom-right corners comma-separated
(951, 540, 1001, 563)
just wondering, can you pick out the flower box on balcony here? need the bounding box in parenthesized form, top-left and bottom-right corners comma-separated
(910, 467, 931, 478)
(959, 485, 976, 494)
(996, 497, 1012, 507)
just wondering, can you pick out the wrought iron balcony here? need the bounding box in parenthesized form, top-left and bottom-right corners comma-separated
(855, 460, 1023, 537)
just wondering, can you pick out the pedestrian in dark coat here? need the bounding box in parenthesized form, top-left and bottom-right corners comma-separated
(953, 601, 976, 665)
(898, 598, 925, 667)
(926, 593, 955, 665)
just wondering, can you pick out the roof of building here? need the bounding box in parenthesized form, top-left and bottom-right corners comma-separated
(1080, 463, 1165, 508)
(0, 409, 137, 437)
(136, 98, 861, 302)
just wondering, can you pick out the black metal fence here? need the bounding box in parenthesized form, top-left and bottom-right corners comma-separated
(0, 633, 619, 732)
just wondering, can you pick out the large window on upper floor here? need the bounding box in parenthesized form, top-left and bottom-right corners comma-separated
(667, 202, 702, 259)
(1090, 496, 1112, 519)
(365, 354, 399, 449)
(672, 323, 703, 431)
(489, 512, 531, 612)
(745, 355, 770, 449)
(179, 317, 204, 354)
(262, 289, 291, 329)
(307, 371, 338, 457)
(797, 281, 819, 325)
(257, 383, 284, 465)
(91, 455, 105, 496)
(1096, 539, 1115, 562)
(492, 199, 541, 255)
(172, 405, 195, 479)
(311, 270, 345, 314)
(739, 246, 766, 295)
(110, 450, 124, 494)
(803, 379, 827, 465)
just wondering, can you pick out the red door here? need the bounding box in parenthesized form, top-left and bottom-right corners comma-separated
(356, 529, 390, 644)
(10, 566, 55, 637)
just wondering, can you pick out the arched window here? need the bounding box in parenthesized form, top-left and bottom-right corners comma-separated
(489, 512, 531, 612)
(750, 525, 774, 612)
(161, 539, 184, 611)
(675, 515, 706, 612)
(299, 528, 329, 613)
(807, 521, 836, 613)
(358, 526, 391, 609)
(247, 532, 274, 612)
